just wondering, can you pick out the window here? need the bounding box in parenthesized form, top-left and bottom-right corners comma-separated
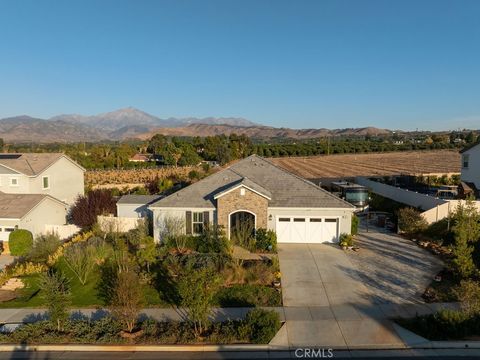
(4, 228, 15, 232)
(462, 154, 470, 169)
(192, 212, 204, 234)
(10, 177, 19, 186)
(279, 218, 291, 222)
(293, 218, 305, 222)
(42, 176, 50, 189)
(309, 218, 322, 222)
(325, 218, 338, 223)
(240, 188, 245, 196)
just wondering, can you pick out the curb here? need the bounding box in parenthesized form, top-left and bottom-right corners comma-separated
(1, 342, 480, 352)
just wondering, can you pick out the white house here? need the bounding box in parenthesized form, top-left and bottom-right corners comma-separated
(0, 153, 85, 206)
(460, 142, 480, 198)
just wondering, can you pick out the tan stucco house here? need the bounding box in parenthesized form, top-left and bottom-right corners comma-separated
(0, 153, 85, 206)
(0, 153, 85, 250)
(150, 155, 354, 244)
(0, 194, 67, 243)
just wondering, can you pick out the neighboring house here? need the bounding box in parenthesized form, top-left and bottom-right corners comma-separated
(460, 142, 480, 198)
(0, 193, 67, 243)
(149, 155, 354, 243)
(117, 195, 164, 218)
(129, 153, 152, 162)
(0, 153, 85, 205)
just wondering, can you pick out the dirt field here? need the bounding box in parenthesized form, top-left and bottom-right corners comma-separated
(270, 150, 461, 181)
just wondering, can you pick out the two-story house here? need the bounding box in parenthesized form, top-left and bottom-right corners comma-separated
(0, 153, 84, 205)
(0, 153, 85, 247)
(460, 142, 480, 198)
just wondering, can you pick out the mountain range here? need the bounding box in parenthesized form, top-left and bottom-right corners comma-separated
(0, 107, 391, 143)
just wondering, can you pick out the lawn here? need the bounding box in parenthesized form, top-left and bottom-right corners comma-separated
(0, 258, 167, 308)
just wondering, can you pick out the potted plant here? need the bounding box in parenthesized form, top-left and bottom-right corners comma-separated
(273, 271, 281, 287)
(339, 233, 354, 250)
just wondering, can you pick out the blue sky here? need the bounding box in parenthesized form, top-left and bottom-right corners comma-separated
(0, 0, 479, 130)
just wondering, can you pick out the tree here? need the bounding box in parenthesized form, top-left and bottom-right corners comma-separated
(8, 229, 33, 256)
(397, 207, 428, 235)
(178, 266, 221, 336)
(0, 138, 4, 151)
(40, 271, 71, 331)
(109, 269, 144, 333)
(70, 189, 116, 228)
(465, 131, 476, 144)
(452, 199, 480, 278)
(136, 236, 157, 272)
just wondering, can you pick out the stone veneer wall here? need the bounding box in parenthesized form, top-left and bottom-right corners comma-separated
(216, 187, 268, 233)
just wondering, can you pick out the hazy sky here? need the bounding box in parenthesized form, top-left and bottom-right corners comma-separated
(1, 0, 479, 130)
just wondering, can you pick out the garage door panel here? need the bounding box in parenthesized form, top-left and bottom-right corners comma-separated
(323, 219, 339, 243)
(276, 216, 339, 244)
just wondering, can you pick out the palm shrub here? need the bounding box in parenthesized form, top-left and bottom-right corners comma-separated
(8, 229, 33, 256)
(63, 243, 96, 286)
(40, 270, 71, 331)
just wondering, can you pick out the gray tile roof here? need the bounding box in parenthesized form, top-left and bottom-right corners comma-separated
(117, 194, 164, 205)
(0, 153, 66, 176)
(0, 193, 64, 219)
(150, 155, 353, 209)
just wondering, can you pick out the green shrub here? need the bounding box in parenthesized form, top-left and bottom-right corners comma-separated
(196, 226, 231, 254)
(28, 234, 61, 263)
(396, 309, 480, 340)
(9, 229, 33, 256)
(214, 284, 282, 307)
(244, 308, 281, 344)
(339, 233, 354, 247)
(351, 215, 359, 235)
(397, 207, 428, 236)
(255, 229, 277, 252)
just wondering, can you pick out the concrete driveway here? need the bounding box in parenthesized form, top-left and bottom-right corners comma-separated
(276, 243, 405, 348)
(346, 225, 444, 304)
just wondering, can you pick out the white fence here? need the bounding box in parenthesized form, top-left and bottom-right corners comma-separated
(44, 224, 81, 239)
(355, 177, 447, 210)
(422, 200, 480, 223)
(97, 215, 141, 233)
(356, 177, 480, 224)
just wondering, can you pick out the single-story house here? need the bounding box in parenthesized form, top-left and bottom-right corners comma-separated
(116, 194, 164, 218)
(0, 193, 67, 247)
(149, 155, 354, 243)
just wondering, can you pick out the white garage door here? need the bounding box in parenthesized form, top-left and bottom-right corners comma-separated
(276, 217, 339, 243)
